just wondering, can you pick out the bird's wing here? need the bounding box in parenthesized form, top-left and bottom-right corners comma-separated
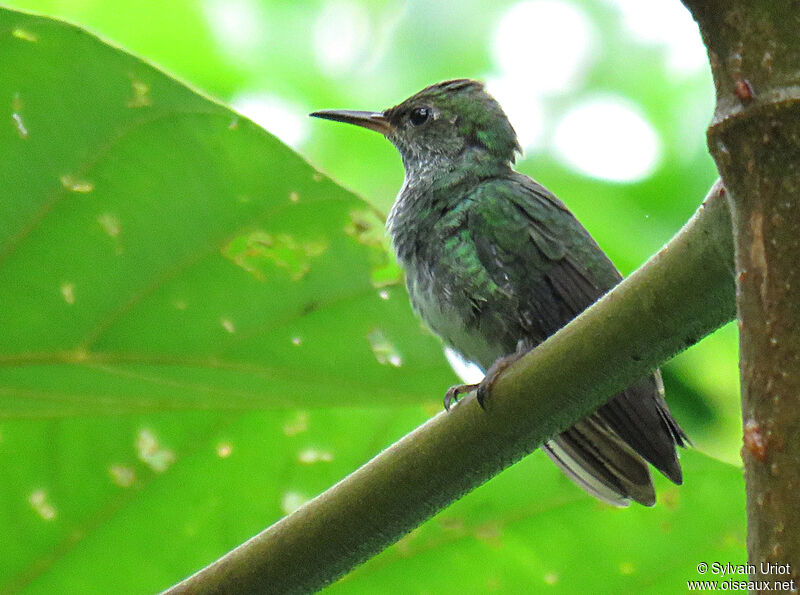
(466, 175, 621, 340)
(466, 176, 686, 505)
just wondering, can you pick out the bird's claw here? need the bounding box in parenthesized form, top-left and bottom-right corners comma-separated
(444, 346, 529, 412)
(442, 378, 495, 411)
(444, 383, 478, 411)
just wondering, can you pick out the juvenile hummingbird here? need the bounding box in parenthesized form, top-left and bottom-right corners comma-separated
(311, 79, 687, 506)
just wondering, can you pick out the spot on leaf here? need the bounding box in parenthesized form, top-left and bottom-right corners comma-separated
(283, 411, 309, 436)
(222, 231, 327, 281)
(127, 75, 152, 108)
(97, 213, 121, 238)
(11, 93, 26, 139)
(60, 175, 94, 193)
(12, 28, 38, 42)
(367, 328, 403, 367)
(28, 489, 56, 520)
(12, 112, 28, 139)
(109, 464, 136, 487)
(60, 282, 75, 305)
(543, 572, 559, 585)
(136, 428, 175, 473)
(97, 213, 124, 253)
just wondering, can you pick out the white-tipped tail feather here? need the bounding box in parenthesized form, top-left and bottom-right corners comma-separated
(544, 440, 633, 507)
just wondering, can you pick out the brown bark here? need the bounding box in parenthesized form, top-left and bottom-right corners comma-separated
(682, 0, 800, 585)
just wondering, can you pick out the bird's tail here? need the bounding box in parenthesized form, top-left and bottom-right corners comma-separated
(543, 371, 688, 507)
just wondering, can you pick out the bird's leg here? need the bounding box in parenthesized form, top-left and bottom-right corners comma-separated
(444, 340, 531, 411)
(474, 349, 526, 409)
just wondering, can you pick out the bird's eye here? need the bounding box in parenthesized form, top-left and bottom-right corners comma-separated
(409, 107, 431, 126)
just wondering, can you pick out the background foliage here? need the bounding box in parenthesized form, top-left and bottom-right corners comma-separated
(1, 1, 745, 593)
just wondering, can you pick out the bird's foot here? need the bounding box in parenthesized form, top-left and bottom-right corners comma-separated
(443, 383, 478, 411)
(444, 347, 528, 411)
(474, 350, 525, 409)
(444, 339, 531, 411)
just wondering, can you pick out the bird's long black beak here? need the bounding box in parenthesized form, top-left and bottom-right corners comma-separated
(309, 109, 394, 135)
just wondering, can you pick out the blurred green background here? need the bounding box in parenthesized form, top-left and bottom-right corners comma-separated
(0, 0, 744, 593)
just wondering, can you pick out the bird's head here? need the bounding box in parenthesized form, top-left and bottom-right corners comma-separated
(311, 79, 520, 177)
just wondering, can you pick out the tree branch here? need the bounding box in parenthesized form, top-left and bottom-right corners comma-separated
(163, 181, 733, 594)
(682, 0, 800, 584)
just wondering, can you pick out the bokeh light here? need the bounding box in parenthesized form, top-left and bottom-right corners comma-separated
(313, 0, 370, 76)
(203, 0, 266, 61)
(553, 96, 661, 182)
(231, 92, 309, 148)
(489, 0, 596, 151)
(492, 0, 596, 95)
(485, 77, 546, 151)
(603, 0, 707, 74)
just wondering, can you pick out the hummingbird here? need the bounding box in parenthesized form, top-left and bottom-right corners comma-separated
(311, 79, 687, 506)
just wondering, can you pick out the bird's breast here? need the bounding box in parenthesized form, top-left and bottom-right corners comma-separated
(403, 250, 515, 371)
(389, 180, 519, 369)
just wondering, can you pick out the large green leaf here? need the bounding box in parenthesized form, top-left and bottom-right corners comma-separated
(0, 7, 454, 417)
(3, 0, 742, 463)
(0, 8, 452, 592)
